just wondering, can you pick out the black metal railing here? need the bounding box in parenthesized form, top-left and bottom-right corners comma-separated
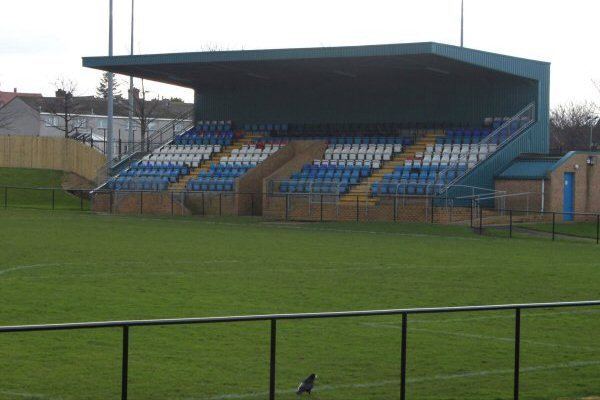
(0, 186, 91, 211)
(1, 300, 599, 400)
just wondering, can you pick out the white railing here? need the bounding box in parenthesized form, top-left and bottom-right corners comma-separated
(437, 103, 536, 194)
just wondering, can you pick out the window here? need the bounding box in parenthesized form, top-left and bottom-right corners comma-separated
(45, 116, 60, 127)
(97, 118, 107, 129)
(74, 117, 87, 129)
(148, 121, 157, 132)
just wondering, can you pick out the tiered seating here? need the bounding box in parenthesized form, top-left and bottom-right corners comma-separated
(327, 136, 412, 146)
(186, 165, 254, 191)
(434, 129, 491, 145)
(185, 141, 286, 192)
(371, 163, 467, 196)
(278, 137, 407, 195)
(220, 144, 282, 166)
(175, 131, 234, 146)
(369, 116, 532, 197)
(174, 121, 235, 146)
(147, 145, 220, 167)
(280, 164, 371, 194)
(244, 123, 289, 134)
(108, 161, 190, 191)
(422, 143, 497, 168)
(324, 144, 401, 166)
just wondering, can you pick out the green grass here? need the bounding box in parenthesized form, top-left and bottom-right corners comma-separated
(0, 168, 89, 210)
(520, 221, 599, 240)
(1, 209, 599, 399)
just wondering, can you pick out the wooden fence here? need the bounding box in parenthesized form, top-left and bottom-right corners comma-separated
(0, 136, 106, 183)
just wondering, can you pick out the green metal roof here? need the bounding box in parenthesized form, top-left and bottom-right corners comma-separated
(496, 158, 560, 180)
(82, 42, 549, 89)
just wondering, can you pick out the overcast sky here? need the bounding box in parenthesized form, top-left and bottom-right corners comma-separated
(2, 0, 598, 107)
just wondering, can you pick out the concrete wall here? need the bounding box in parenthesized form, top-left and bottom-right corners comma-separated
(0, 136, 106, 182)
(0, 98, 40, 136)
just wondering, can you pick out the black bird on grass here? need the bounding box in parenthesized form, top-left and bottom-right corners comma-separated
(296, 373, 317, 395)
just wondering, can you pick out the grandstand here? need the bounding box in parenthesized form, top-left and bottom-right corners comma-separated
(83, 42, 549, 218)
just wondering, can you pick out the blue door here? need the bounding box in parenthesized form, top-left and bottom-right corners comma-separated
(563, 172, 575, 221)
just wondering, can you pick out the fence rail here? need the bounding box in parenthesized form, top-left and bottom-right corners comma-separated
(1, 300, 599, 400)
(3, 186, 600, 244)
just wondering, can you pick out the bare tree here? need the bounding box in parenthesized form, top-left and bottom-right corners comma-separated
(44, 78, 87, 138)
(122, 79, 162, 150)
(550, 101, 598, 152)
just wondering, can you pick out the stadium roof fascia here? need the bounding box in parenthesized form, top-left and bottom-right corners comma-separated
(82, 42, 550, 89)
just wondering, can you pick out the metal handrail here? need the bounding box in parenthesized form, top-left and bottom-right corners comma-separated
(1, 300, 598, 332)
(437, 103, 536, 194)
(95, 109, 194, 185)
(1, 300, 599, 400)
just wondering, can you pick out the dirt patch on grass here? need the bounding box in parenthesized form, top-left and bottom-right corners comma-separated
(61, 172, 95, 190)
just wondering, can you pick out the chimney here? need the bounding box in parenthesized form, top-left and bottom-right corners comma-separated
(13, 88, 17, 93)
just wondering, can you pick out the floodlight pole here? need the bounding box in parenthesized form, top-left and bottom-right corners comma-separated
(460, 0, 464, 47)
(128, 0, 135, 153)
(107, 0, 115, 169)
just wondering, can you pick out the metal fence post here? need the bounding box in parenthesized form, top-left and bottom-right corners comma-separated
(51, 189, 55, 210)
(285, 194, 289, 221)
(479, 205, 483, 235)
(171, 192, 174, 216)
(400, 313, 407, 400)
(219, 193, 222, 216)
(513, 308, 521, 400)
(356, 195, 359, 222)
(202, 192, 205, 215)
(470, 200, 473, 228)
(596, 214, 600, 244)
(552, 212, 556, 241)
(122, 326, 129, 400)
(269, 319, 277, 400)
(80, 192, 84, 211)
(430, 197, 434, 224)
(320, 194, 323, 222)
(509, 210, 513, 239)
(394, 196, 397, 222)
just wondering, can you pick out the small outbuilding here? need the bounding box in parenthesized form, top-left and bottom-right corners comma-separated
(495, 152, 600, 219)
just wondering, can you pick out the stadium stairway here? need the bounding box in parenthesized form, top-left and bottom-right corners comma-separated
(168, 134, 261, 191)
(339, 130, 444, 205)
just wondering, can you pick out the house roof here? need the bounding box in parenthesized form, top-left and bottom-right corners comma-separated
(82, 42, 550, 90)
(18, 96, 192, 119)
(0, 90, 42, 108)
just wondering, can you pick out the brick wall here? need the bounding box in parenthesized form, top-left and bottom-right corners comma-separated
(91, 191, 191, 216)
(236, 140, 326, 215)
(494, 179, 546, 212)
(547, 153, 600, 219)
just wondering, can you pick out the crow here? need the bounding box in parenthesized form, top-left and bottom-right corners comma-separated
(296, 373, 317, 395)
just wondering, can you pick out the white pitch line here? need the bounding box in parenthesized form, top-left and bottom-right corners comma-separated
(197, 359, 600, 400)
(0, 263, 63, 276)
(0, 390, 50, 399)
(362, 322, 599, 352)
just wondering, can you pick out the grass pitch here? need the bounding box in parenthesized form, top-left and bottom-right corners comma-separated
(1, 208, 599, 400)
(0, 168, 89, 211)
